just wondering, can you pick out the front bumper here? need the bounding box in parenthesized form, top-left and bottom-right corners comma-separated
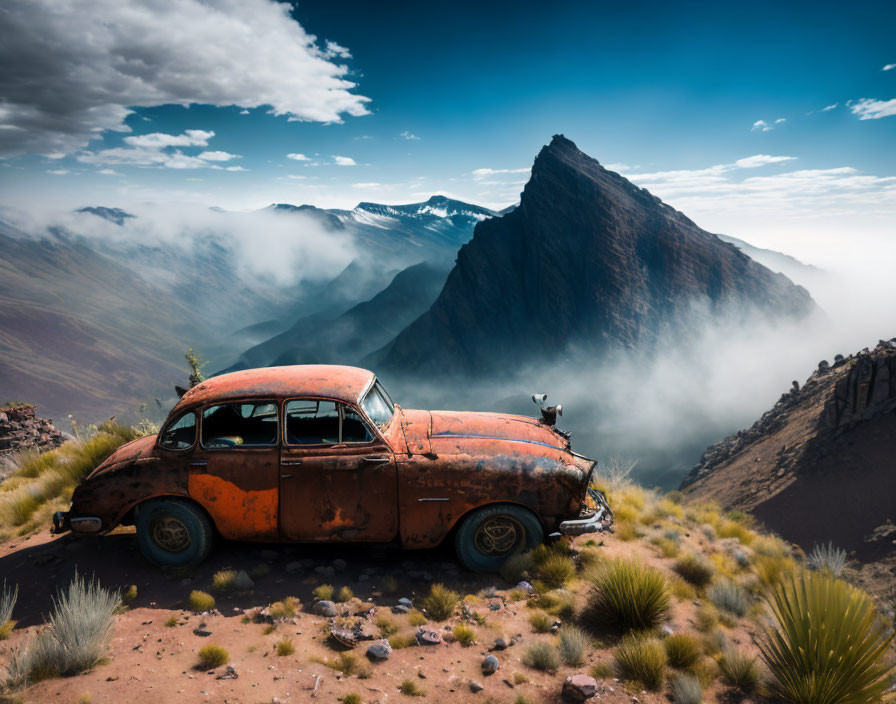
(52, 511, 102, 535)
(556, 488, 614, 536)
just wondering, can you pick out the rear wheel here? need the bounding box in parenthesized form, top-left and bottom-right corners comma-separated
(454, 504, 544, 572)
(135, 498, 213, 567)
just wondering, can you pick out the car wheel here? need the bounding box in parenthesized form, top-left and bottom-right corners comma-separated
(135, 498, 213, 567)
(454, 504, 544, 573)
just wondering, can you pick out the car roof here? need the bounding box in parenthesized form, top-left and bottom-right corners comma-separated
(172, 365, 376, 413)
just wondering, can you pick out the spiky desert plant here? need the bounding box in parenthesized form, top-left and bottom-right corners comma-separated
(708, 579, 749, 617)
(536, 553, 576, 588)
(557, 625, 590, 666)
(664, 632, 702, 669)
(673, 553, 714, 588)
(0, 579, 18, 639)
(758, 570, 895, 704)
(528, 610, 552, 633)
(522, 640, 560, 672)
(806, 541, 848, 577)
(421, 583, 459, 621)
(719, 646, 759, 692)
(584, 558, 671, 632)
(313, 584, 334, 601)
(613, 634, 667, 690)
(670, 672, 703, 704)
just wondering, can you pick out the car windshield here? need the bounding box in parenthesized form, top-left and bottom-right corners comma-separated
(361, 381, 395, 428)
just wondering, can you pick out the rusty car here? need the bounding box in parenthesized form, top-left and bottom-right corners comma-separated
(52, 365, 612, 571)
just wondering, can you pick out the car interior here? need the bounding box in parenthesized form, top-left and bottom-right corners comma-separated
(201, 402, 278, 448)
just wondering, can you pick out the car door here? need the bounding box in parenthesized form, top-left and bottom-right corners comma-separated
(279, 398, 398, 542)
(187, 400, 280, 540)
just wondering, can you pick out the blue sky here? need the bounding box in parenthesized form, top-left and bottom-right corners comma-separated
(1, 0, 894, 257)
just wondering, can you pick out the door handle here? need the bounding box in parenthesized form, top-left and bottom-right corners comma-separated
(362, 456, 390, 464)
(281, 474, 294, 479)
(281, 459, 303, 466)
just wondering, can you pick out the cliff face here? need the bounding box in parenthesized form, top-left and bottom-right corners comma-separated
(380, 135, 817, 375)
(683, 339, 896, 560)
(0, 404, 64, 457)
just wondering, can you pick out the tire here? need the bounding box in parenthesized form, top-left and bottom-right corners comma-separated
(454, 504, 544, 573)
(135, 498, 213, 567)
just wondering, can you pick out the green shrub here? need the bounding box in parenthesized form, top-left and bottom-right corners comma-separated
(535, 553, 576, 588)
(0, 579, 18, 639)
(718, 647, 759, 692)
(398, 678, 426, 696)
(583, 558, 671, 632)
(500, 553, 532, 583)
(452, 623, 476, 646)
(211, 569, 238, 592)
(275, 637, 295, 656)
(807, 541, 847, 577)
(614, 634, 667, 690)
(673, 553, 714, 588)
(557, 625, 590, 666)
(343, 694, 362, 704)
(188, 590, 215, 613)
(421, 583, 459, 621)
(407, 609, 427, 626)
(664, 632, 702, 669)
(759, 571, 894, 704)
(336, 585, 354, 603)
(121, 584, 137, 604)
(671, 672, 703, 704)
(708, 580, 748, 617)
(522, 641, 560, 672)
(197, 644, 229, 669)
(269, 596, 300, 620)
(532, 589, 575, 619)
(528, 610, 552, 633)
(313, 584, 334, 601)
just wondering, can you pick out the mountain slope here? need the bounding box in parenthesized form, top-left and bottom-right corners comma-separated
(379, 135, 818, 375)
(682, 339, 896, 561)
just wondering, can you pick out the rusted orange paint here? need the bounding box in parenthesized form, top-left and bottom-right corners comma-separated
(188, 473, 279, 540)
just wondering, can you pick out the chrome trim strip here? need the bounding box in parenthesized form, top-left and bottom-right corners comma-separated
(417, 497, 449, 502)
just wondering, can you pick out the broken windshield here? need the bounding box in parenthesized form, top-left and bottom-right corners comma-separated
(361, 381, 395, 428)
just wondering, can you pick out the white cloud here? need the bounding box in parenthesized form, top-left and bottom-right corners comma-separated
(47, 169, 69, 175)
(471, 167, 530, 180)
(775, 117, 786, 124)
(822, 103, 839, 111)
(333, 155, 356, 166)
(400, 131, 420, 140)
(124, 130, 213, 149)
(239, 109, 251, 115)
(98, 168, 118, 175)
(751, 120, 771, 132)
(225, 166, 247, 172)
(197, 150, 240, 162)
(0, 0, 370, 157)
(352, 182, 382, 189)
(734, 154, 797, 168)
(287, 153, 311, 161)
(849, 98, 896, 120)
(78, 130, 242, 169)
(883, 64, 895, 71)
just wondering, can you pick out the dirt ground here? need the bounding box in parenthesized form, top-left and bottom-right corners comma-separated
(0, 525, 774, 704)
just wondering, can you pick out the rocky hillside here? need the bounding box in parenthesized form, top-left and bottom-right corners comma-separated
(378, 135, 818, 375)
(682, 338, 896, 561)
(0, 404, 64, 458)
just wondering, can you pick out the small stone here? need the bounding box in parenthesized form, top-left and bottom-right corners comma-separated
(491, 637, 508, 651)
(515, 581, 534, 593)
(481, 655, 499, 675)
(232, 570, 254, 590)
(366, 640, 392, 662)
(216, 665, 238, 680)
(398, 597, 413, 608)
(415, 629, 442, 646)
(561, 674, 599, 703)
(192, 628, 212, 637)
(469, 680, 484, 693)
(392, 605, 411, 614)
(313, 600, 338, 617)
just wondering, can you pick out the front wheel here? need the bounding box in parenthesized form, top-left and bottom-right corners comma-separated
(135, 498, 213, 567)
(454, 504, 544, 572)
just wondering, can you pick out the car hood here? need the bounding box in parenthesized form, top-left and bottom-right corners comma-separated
(86, 434, 158, 479)
(399, 408, 572, 456)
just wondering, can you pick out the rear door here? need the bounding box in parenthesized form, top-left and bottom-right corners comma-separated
(187, 400, 280, 540)
(279, 398, 398, 541)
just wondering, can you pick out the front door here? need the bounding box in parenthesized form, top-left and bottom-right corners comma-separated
(187, 400, 280, 540)
(279, 398, 398, 541)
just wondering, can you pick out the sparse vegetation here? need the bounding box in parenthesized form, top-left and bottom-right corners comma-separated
(614, 634, 667, 690)
(500, 553, 532, 583)
(420, 583, 459, 621)
(534, 552, 576, 588)
(672, 553, 714, 588)
(583, 558, 670, 632)
(589, 662, 613, 679)
(452, 623, 476, 646)
(807, 541, 848, 576)
(164, 614, 179, 628)
(212, 569, 238, 592)
(0, 579, 18, 640)
(528, 609, 552, 633)
(387, 633, 416, 649)
(313, 584, 334, 601)
(275, 637, 295, 656)
(708, 579, 748, 617)
(188, 590, 215, 613)
(718, 647, 759, 692)
(671, 672, 703, 704)
(336, 585, 354, 603)
(557, 625, 590, 666)
(375, 615, 399, 637)
(121, 584, 137, 604)
(664, 632, 702, 669)
(268, 596, 300, 620)
(398, 678, 426, 696)
(522, 641, 560, 672)
(196, 644, 229, 669)
(406, 609, 427, 626)
(759, 571, 895, 704)
(380, 576, 398, 594)
(343, 694, 362, 704)
(249, 563, 270, 579)
(316, 652, 365, 676)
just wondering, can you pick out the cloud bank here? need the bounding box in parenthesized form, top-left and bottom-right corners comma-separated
(0, 0, 370, 157)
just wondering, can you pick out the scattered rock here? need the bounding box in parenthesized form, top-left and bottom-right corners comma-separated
(392, 604, 411, 614)
(469, 680, 484, 693)
(491, 637, 508, 651)
(329, 627, 358, 649)
(415, 629, 442, 646)
(398, 597, 413, 609)
(192, 628, 212, 637)
(366, 640, 392, 662)
(313, 600, 338, 617)
(562, 674, 599, 703)
(515, 581, 534, 593)
(481, 654, 499, 675)
(216, 665, 238, 680)
(232, 570, 254, 590)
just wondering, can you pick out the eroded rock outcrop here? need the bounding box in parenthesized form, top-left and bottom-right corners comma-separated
(0, 403, 65, 455)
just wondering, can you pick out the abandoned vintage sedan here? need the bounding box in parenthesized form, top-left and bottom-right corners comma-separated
(53, 365, 612, 571)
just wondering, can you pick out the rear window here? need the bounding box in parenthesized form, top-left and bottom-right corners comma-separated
(201, 402, 278, 448)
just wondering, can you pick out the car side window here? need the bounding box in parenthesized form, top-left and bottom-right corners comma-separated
(159, 411, 196, 450)
(201, 402, 278, 449)
(285, 400, 340, 445)
(342, 406, 374, 443)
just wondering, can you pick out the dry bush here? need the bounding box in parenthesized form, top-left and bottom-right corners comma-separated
(188, 590, 215, 613)
(421, 584, 459, 621)
(522, 641, 560, 672)
(583, 558, 671, 633)
(197, 644, 229, 669)
(557, 625, 590, 666)
(673, 553, 714, 588)
(614, 634, 667, 690)
(664, 632, 702, 669)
